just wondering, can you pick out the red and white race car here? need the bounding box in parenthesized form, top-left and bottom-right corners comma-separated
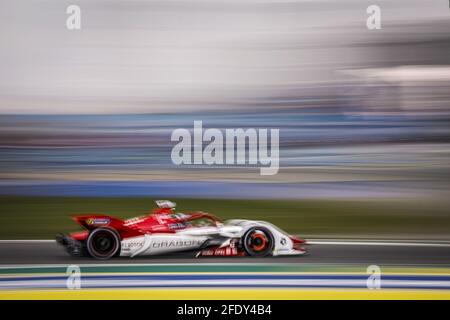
(56, 200, 307, 260)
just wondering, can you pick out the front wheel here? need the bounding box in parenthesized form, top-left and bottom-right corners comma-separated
(242, 227, 274, 257)
(86, 228, 120, 260)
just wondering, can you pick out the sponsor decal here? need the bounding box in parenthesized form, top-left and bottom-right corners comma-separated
(199, 247, 240, 257)
(155, 214, 171, 224)
(123, 216, 145, 226)
(123, 241, 144, 249)
(152, 239, 204, 248)
(280, 238, 287, 245)
(168, 222, 187, 230)
(86, 218, 110, 226)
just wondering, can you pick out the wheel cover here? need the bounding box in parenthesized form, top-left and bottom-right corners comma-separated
(244, 228, 273, 256)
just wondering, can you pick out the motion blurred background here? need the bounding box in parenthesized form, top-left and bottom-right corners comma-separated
(1, 0, 450, 240)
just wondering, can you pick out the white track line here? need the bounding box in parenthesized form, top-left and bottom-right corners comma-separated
(307, 241, 450, 247)
(0, 240, 55, 243)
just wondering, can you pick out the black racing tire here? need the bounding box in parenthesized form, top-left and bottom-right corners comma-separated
(86, 228, 121, 260)
(242, 226, 275, 257)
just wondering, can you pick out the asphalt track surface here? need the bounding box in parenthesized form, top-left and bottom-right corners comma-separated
(1, 241, 450, 266)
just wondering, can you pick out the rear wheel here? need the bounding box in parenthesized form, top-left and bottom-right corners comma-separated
(86, 228, 120, 260)
(242, 227, 274, 257)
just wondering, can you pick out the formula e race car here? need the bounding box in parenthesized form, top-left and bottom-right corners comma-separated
(56, 200, 307, 260)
